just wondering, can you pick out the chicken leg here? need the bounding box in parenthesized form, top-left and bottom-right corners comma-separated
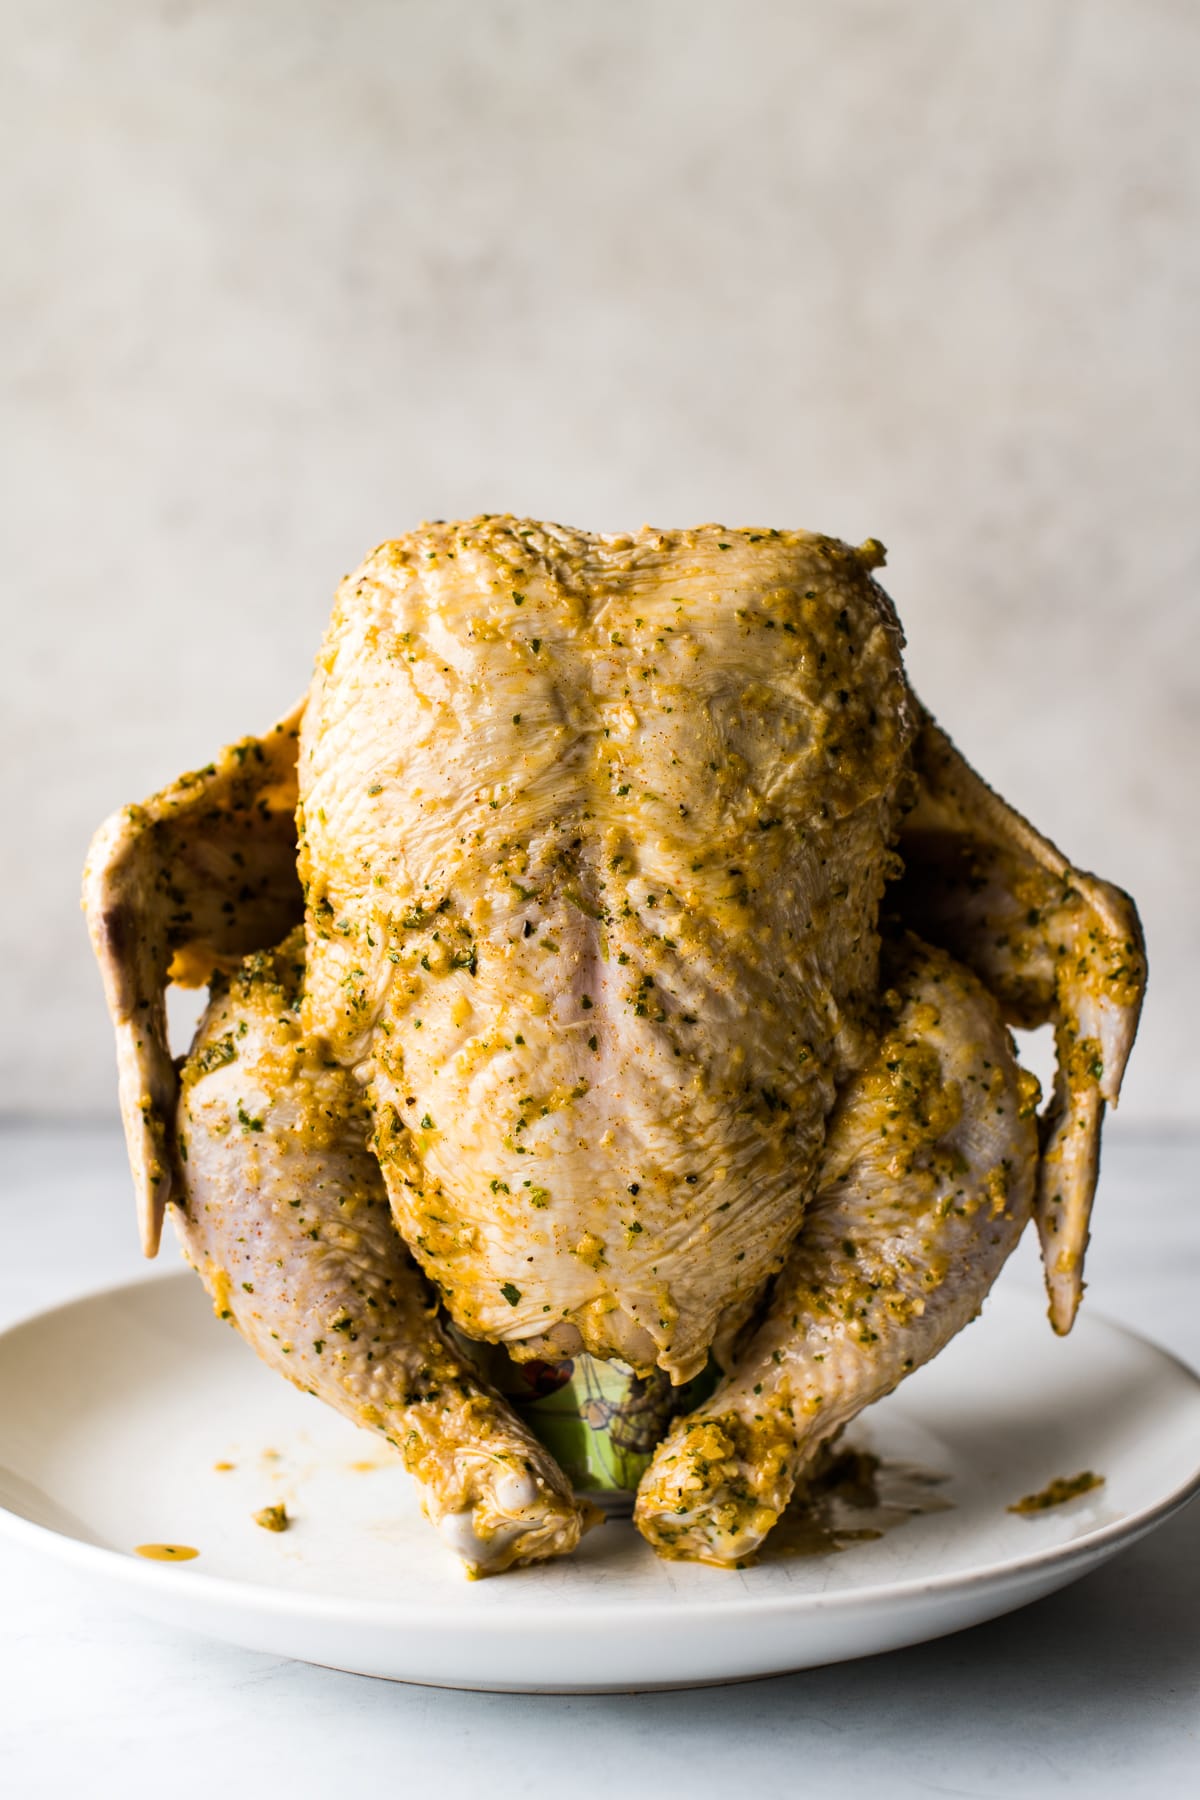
(175, 930, 590, 1574)
(635, 934, 1039, 1565)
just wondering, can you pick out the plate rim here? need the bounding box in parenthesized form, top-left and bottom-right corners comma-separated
(2, 1269, 1199, 1635)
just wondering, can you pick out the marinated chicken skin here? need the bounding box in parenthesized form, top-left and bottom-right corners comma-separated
(83, 516, 1145, 1574)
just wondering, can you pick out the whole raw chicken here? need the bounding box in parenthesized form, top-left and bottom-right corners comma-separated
(84, 519, 1145, 1573)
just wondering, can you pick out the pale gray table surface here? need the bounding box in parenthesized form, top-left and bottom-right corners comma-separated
(1, 1124, 1197, 1798)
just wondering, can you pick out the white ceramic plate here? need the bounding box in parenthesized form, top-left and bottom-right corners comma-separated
(1, 1271, 1197, 1692)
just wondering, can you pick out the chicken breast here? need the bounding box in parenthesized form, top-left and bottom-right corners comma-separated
(297, 520, 915, 1381)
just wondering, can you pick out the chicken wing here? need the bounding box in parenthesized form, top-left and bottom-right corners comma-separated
(896, 708, 1145, 1331)
(82, 704, 304, 1253)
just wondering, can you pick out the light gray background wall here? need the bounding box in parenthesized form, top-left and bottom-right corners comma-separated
(3, 0, 1196, 1122)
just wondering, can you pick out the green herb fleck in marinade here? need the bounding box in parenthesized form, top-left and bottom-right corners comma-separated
(253, 1503, 290, 1533)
